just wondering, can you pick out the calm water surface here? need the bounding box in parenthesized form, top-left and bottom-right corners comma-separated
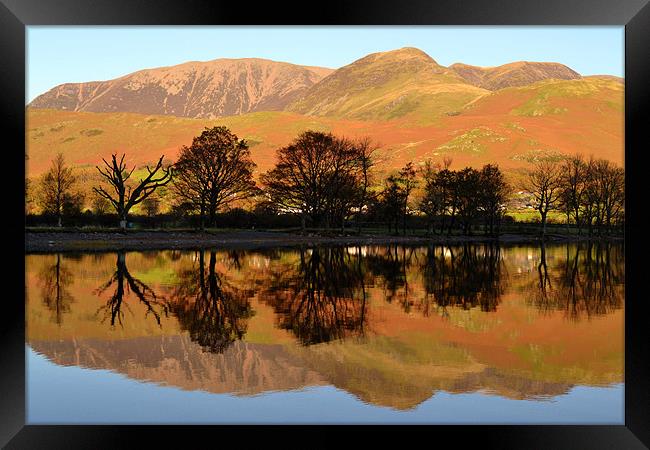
(25, 242, 624, 424)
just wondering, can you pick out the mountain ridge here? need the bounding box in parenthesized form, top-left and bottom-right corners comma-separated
(30, 48, 605, 122)
(29, 58, 335, 118)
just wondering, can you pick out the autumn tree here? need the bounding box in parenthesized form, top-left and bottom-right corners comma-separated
(261, 131, 373, 232)
(93, 154, 173, 229)
(398, 162, 418, 235)
(142, 197, 160, 217)
(91, 194, 111, 215)
(354, 137, 377, 233)
(525, 160, 563, 237)
(37, 153, 79, 227)
(478, 164, 510, 236)
(378, 175, 407, 234)
(559, 155, 589, 233)
(419, 160, 444, 234)
(172, 126, 258, 229)
(583, 159, 625, 234)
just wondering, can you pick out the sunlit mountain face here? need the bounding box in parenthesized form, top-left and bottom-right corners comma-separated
(26, 243, 624, 421)
(26, 47, 623, 179)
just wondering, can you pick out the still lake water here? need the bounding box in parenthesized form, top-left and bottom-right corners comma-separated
(26, 242, 624, 424)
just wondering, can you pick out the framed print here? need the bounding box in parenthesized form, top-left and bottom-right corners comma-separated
(2, 0, 649, 447)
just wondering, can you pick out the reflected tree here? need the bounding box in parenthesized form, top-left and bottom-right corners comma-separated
(420, 244, 505, 314)
(95, 252, 169, 327)
(364, 245, 418, 312)
(528, 243, 624, 321)
(168, 250, 254, 353)
(260, 247, 368, 345)
(37, 254, 75, 325)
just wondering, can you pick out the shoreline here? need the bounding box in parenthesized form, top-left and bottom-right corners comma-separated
(25, 230, 623, 253)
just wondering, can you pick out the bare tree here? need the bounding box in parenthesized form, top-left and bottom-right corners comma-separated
(93, 154, 173, 229)
(559, 155, 588, 234)
(142, 197, 160, 217)
(172, 126, 258, 229)
(91, 194, 111, 215)
(525, 160, 563, 237)
(38, 153, 77, 227)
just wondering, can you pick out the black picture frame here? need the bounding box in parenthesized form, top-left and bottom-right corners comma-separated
(3, 0, 648, 447)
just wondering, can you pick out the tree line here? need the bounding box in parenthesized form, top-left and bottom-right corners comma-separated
(28, 126, 624, 237)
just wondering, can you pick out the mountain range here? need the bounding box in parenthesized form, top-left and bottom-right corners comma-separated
(27, 47, 624, 177)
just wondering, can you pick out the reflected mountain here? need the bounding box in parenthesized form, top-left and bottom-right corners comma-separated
(29, 336, 327, 395)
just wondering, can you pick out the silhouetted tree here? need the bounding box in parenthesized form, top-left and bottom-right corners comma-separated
(559, 155, 589, 234)
(172, 126, 258, 229)
(398, 162, 418, 235)
(478, 164, 510, 236)
(419, 160, 444, 234)
(38, 153, 80, 226)
(142, 197, 160, 217)
(168, 250, 255, 353)
(377, 175, 407, 234)
(94, 154, 173, 229)
(261, 131, 373, 232)
(524, 160, 563, 237)
(455, 168, 482, 235)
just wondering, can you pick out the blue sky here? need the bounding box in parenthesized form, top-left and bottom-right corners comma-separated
(26, 26, 624, 103)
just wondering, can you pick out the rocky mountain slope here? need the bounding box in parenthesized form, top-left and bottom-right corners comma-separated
(29, 58, 333, 118)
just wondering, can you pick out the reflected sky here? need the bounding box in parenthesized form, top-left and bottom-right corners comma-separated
(27, 348, 623, 424)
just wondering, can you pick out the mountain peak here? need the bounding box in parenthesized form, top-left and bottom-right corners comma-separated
(450, 61, 581, 90)
(369, 47, 438, 65)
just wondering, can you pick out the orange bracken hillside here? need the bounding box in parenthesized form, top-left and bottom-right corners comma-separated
(26, 47, 623, 178)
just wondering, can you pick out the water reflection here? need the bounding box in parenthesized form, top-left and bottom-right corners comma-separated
(26, 242, 625, 413)
(36, 254, 75, 325)
(95, 252, 169, 327)
(168, 250, 255, 353)
(529, 242, 624, 320)
(260, 247, 368, 345)
(420, 244, 504, 315)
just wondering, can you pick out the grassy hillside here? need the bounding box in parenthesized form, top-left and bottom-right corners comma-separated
(27, 76, 623, 197)
(287, 47, 488, 123)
